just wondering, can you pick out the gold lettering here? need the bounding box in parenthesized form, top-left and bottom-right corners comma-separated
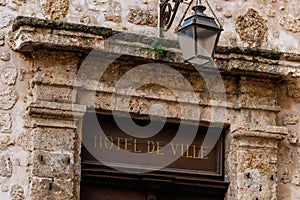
(104, 136, 113, 150)
(199, 146, 208, 159)
(200, 145, 203, 158)
(192, 145, 201, 159)
(94, 134, 211, 160)
(156, 142, 163, 155)
(99, 136, 103, 149)
(147, 140, 155, 153)
(185, 144, 193, 158)
(133, 139, 141, 153)
(180, 144, 184, 157)
(170, 143, 179, 156)
(116, 137, 122, 150)
(124, 138, 132, 152)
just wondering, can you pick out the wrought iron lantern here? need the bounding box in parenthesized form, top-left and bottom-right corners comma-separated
(160, 0, 223, 65)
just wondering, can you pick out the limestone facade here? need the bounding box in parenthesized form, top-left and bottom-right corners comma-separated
(0, 0, 299, 200)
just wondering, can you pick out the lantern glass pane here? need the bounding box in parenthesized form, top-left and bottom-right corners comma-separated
(195, 28, 219, 58)
(177, 27, 196, 61)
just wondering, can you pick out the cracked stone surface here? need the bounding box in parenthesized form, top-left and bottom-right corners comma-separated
(236, 9, 268, 48)
(1, 67, 18, 86)
(0, 88, 18, 110)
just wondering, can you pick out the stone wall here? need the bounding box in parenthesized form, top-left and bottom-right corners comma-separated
(276, 76, 300, 199)
(0, 0, 300, 53)
(0, 36, 29, 199)
(6, 16, 299, 199)
(0, 0, 299, 200)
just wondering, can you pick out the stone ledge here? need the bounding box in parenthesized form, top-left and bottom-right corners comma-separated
(9, 25, 106, 52)
(77, 87, 281, 112)
(8, 16, 300, 78)
(28, 100, 86, 119)
(12, 16, 113, 37)
(232, 125, 288, 140)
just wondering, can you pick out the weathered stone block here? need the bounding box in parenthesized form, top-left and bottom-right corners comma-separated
(1, 185, 9, 192)
(0, 14, 13, 29)
(278, 166, 290, 184)
(10, 185, 25, 200)
(0, 135, 14, 150)
(105, 14, 121, 23)
(86, 0, 108, 11)
(35, 84, 74, 103)
(224, 11, 232, 18)
(104, 0, 122, 23)
(234, 148, 278, 199)
(279, 15, 300, 33)
(32, 151, 74, 179)
(240, 78, 276, 97)
(0, 111, 12, 133)
(236, 149, 277, 172)
(80, 15, 90, 25)
(33, 51, 80, 87)
(283, 113, 299, 126)
(106, 0, 121, 16)
(1, 67, 18, 86)
(16, 131, 32, 151)
(286, 84, 300, 103)
(265, 8, 276, 17)
(0, 33, 4, 46)
(40, 0, 70, 21)
(77, 89, 112, 111)
(11, 0, 25, 6)
(32, 128, 75, 151)
(0, 51, 11, 61)
(128, 9, 157, 27)
(30, 177, 73, 200)
(287, 130, 299, 144)
(0, 0, 5, 6)
(0, 88, 18, 110)
(241, 110, 277, 126)
(291, 169, 300, 186)
(0, 154, 12, 177)
(278, 145, 294, 165)
(236, 9, 268, 48)
(239, 77, 277, 107)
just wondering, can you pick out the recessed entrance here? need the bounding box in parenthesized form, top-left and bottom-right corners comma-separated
(80, 113, 228, 200)
(80, 186, 225, 200)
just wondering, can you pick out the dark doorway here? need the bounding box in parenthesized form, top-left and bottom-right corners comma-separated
(80, 113, 228, 200)
(80, 186, 225, 200)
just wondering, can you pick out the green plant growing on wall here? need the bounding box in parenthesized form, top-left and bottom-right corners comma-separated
(149, 39, 163, 55)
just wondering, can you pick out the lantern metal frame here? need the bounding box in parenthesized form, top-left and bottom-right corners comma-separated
(159, 0, 223, 64)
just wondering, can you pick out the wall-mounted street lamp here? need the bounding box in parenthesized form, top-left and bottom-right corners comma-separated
(160, 0, 223, 65)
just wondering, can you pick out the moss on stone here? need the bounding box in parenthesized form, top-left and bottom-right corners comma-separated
(12, 16, 113, 38)
(12, 16, 300, 61)
(216, 46, 282, 60)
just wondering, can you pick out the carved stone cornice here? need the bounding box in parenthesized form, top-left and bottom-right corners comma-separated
(9, 16, 300, 78)
(9, 16, 112, 52)
(232, 125, 288, 138)
(28, 100, 86, 119)
(231, 125, 288, 149)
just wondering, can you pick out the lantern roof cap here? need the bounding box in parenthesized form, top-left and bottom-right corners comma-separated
(177, 5, 223, 32)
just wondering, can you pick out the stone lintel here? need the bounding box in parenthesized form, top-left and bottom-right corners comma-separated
(28, 100, 86, 119)
(29, 176, 74, 199)
(9, 16, 300, 78)
(9, 25, 106, 52)
(77, 86, 280, 112)
(232, 125, 288, 141)
(230, 127, 288, 150)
